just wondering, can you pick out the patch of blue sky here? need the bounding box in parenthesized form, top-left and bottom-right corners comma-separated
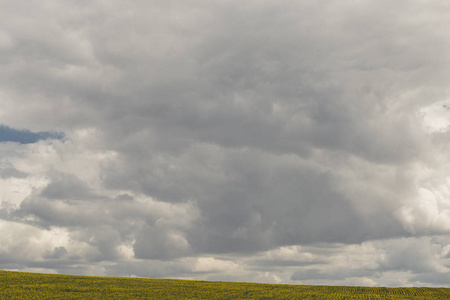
(0, 124, 64, 144)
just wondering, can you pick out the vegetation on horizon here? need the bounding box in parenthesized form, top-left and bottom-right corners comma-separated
(1, 270, 449, 299)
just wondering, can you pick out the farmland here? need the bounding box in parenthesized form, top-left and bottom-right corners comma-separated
(1, 270, 449, 299)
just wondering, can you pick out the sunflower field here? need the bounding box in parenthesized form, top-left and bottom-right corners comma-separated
(1, 270, 449, 299)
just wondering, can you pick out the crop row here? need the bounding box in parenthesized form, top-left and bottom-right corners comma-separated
(1, 270, 449, 299)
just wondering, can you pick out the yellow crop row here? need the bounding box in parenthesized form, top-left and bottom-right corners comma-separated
(1, 270, 449, 299)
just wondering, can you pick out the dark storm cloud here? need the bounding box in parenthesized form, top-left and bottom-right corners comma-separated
(0, 0, 449, 286)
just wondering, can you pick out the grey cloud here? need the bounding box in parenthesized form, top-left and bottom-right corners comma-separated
(133, 226, 190, 260)
(249, 259, 323, 269)
(411, 272, 450, 287)
(378, 237, 450, 274)
(14, 197, 102, 228)
(105, 260, 193, 279)
(0, 167, 27, 179)
(40, 173, 102, 201)
(291, 268, 377, 281)
(44, 247, 68, 260)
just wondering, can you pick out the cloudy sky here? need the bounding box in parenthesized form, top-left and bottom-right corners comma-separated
(1, 0, 450, 287)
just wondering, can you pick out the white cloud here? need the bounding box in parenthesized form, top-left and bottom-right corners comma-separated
(420, 101, 450, 133)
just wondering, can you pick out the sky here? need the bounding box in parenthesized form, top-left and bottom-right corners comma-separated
(0, 0, 450, 287)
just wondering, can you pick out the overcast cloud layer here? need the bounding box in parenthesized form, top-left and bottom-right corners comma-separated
(1, 0, 450, 287)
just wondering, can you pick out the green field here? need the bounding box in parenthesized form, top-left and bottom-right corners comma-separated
(1, 270, 449, 299)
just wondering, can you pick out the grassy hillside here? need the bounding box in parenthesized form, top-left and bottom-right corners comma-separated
(1, 270, 449, 299)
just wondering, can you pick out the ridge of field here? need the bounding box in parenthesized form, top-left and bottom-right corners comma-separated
(1, 270, 449, 299)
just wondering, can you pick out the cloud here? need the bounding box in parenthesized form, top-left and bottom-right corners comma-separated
(0, 0, 449, 287)
(0, 167, 27, 179)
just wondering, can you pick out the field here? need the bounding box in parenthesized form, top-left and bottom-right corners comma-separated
(1, 270, 449, 299)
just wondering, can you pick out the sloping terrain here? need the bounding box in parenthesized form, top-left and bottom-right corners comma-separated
(1, 270, 449, 299)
